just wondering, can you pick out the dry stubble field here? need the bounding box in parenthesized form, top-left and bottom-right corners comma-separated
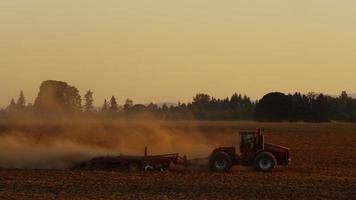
(0, 121, 355, 200)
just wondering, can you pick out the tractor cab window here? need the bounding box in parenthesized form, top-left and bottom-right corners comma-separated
(240, 133, 257, 150)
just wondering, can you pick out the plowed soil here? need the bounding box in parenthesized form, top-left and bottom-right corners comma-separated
(0, 122, 355, 200)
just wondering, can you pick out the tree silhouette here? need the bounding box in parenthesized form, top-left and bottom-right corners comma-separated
(338, 91, 353, 121)
(83, 90, 94, 112)
(192, 94, 211, 108)
(255, 92, 291, 122)
(34, 80, 82, 115)
(309, 94, 330, 122)
(228, 93, 255, 120)
(288, 93, 310, 121)
(2, 79, 356, 122)
(110, 96, 119, 113)
(102, 99, 109, 112)
(191, 94, 211, 119)
(16, 91, 26, 110)
(124, 98, 133, 111)
(7, 98, 16, 112)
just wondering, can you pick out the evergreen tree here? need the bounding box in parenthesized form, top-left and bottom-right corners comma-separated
(7, 98, 17, 112)
(16, 91, 26, 109)
(102, 99, 109, 112)
(110, 96, 119, 113)
(83, 90, 94, 112)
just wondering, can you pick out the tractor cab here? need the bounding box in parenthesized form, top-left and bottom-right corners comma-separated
(239, 128, 264, 154)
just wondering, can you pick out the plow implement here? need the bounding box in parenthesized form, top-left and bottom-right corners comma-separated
(74, 147, 187, 171)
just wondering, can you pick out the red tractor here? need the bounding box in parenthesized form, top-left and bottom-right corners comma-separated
(209, 128, 290, 172)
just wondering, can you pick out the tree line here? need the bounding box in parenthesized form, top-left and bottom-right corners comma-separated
(255, 92, 356, 122)
(1, 80, 356, 122)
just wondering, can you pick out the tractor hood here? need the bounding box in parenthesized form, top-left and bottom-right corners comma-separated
(264, 143, 290, 165)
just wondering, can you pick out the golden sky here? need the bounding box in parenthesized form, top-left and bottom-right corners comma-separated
(1, 0, 356, 107)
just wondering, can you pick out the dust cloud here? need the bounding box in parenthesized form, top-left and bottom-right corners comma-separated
(0, 120, 237, 169)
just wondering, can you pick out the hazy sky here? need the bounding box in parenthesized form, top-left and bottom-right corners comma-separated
(1, 0, 356, 107)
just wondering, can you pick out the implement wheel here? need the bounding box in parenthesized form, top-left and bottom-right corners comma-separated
(144, 164, 154, 171)
(254, 152, 276, 172)
(159, 163, 170, 171)
(128, 162, 140, 171)
(209, 151, 232, 172)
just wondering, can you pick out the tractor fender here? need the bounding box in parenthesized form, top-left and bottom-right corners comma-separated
(210, 147, 236, 159)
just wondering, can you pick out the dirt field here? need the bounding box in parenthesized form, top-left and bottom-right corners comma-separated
(0, 121, 355, 199)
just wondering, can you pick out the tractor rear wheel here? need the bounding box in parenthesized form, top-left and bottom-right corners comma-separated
(254, 152, 276, 172)
(209, 151, 232, 172)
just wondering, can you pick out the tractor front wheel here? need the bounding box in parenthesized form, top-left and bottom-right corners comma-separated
(209, 151, 232, 172)
(254, 152, 276, 172)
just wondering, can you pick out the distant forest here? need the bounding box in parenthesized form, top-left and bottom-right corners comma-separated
(1, 80, 356, 122)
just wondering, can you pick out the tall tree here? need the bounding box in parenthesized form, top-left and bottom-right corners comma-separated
(191, 94, 211, 119)
(192, 94, 211, 108)
(254, 92, 291, 122)
(7, 98, 17, 112)
(289, 92, 310, 121)
(16, 91, 26, 109)
(310, 94, 330, 122)
(124, 98, 133, 111)
(110, 96, 119, 113)
(34, 80, 82, 115)
(230, 93, 242, 108)
(339, 91, 353, 121)
(83, 90, 94, 112)
(102, 99, 109, 112)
